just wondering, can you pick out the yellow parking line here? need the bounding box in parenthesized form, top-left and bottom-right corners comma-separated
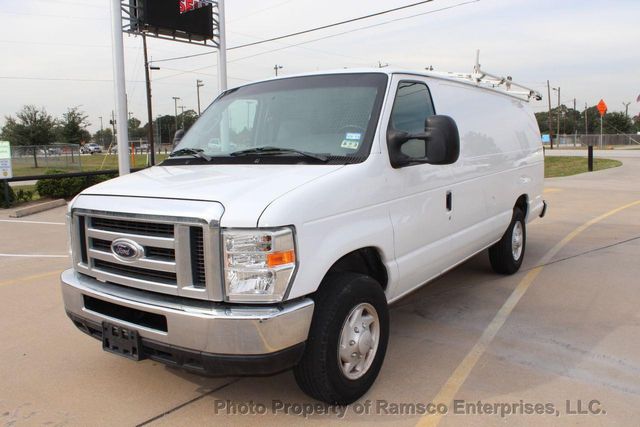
(543, 187, 562, 194)
(416, 199, 640, 427)
(0, 270, 61, 288)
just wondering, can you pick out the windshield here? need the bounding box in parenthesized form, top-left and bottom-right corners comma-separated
(167, 73, 388, 164)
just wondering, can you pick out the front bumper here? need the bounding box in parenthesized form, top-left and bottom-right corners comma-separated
(61, 269, 314, 376)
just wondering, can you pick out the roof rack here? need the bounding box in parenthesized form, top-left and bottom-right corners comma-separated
(430, 50, 543, 101)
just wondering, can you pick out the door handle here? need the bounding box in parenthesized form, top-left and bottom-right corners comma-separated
(446, 191, 452, 211)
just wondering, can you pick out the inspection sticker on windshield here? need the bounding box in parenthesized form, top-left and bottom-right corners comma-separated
(341, 132, 361, 149)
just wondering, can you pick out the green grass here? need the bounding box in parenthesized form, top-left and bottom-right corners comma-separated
(12, 153, 169, 177)
(545, 156, 622, 178)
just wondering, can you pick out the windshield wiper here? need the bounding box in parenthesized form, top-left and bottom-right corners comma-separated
(229, 146, 328, 162)
(169, 148, 211, 162)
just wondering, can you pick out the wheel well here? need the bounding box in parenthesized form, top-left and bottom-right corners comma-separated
(515, 194, 528, 218)
(324, 247, 388, 290)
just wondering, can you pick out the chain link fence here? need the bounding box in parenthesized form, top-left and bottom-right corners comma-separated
(11, 144, 82, 173)
(554, 134, 640, 148)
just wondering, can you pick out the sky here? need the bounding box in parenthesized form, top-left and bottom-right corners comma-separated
(1, 0, 639, 133)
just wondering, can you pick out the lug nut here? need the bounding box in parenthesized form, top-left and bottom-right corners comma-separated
(350, 340, 356, 346)
(354, 327, 359, 333)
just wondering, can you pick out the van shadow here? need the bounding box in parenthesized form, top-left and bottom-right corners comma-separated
(160, 240, 640, 419)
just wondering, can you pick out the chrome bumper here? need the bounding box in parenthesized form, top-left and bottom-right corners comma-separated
(61, 269, 314, 356)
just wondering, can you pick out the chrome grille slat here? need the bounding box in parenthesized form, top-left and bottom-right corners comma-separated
(91, 217, 174, 237)
(93, 260, 177, 286)
(88, 249, 177, 273)
(87, 228, 175, 249)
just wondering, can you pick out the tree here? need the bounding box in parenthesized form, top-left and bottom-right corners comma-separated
(127, 116, 146, 139)
(602, 112, 633, 134)
(180, 109, 199, 131)
(0, 105, 57, 146)
(93, 128, 113, 146)
(155, 114, 177, 145)
(58, 106, 91, 145)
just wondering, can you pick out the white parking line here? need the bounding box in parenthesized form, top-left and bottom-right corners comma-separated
(0, 253, 68, 258)
(0, 219, 65, 226)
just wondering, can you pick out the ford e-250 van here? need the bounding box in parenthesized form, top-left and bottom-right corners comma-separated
(62, 69, 546, 404)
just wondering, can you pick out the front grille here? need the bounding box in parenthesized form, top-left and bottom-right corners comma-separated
(93, 259, 177, 285)
(72, 211, 217, 300)
(190, 227, 206, 288)
(91, 217, 174, 238)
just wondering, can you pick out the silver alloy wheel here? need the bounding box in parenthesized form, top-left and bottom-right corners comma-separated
(338, 302, 380, 380)
(512, 221, 524, 260)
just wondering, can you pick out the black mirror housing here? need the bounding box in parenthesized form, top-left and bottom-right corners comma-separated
(387, 115, 460, 168)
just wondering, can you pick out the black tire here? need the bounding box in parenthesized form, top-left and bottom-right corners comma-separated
(489, 207, 526, 275)
(293, 272, 389, 405)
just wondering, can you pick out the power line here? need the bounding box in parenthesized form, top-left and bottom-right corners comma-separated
(152, 0, 439, 64)
(228, 0, 438, 50)
(151, 0, 478, 80)
(228, 0, 480, 63)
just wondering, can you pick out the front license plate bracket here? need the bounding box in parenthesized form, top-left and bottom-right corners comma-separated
(102, 322, 146, 361)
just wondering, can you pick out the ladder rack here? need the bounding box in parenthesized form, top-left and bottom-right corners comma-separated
(430, 50, 542, 101)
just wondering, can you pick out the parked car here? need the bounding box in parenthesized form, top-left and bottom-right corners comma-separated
(61, 69, 545, 404)
(81, 143, 102, 154)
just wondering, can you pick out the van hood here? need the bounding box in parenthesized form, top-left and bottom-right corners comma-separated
(81, 164, 344, 227)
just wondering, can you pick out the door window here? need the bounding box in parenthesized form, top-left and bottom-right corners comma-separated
(389, 81, 435, 159)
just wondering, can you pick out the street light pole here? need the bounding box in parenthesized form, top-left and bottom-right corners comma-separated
(196, 80, 204, 115)
(110, 0, 129, 175)
(179, 106, 185, 129)
(552, 86, 561, 144)
(172, 97, 180, 133)
(546, 81, 553, 149)
(274, 64, 283, 76)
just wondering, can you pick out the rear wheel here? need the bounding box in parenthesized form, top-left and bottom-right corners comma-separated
(489, 207, 526, 275)
(293, 272, 389, 405)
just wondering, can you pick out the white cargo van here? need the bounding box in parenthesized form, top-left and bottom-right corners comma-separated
(61, 69, 546, 404)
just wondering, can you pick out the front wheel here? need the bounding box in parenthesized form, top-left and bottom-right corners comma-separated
(489, 207, 526, 275)
(293, 273, 389, 405)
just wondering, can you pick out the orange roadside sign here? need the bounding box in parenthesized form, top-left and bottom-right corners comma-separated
(597, 99, 607, 117)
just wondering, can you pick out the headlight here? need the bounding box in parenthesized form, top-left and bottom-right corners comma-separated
(222, 227, 296, 303)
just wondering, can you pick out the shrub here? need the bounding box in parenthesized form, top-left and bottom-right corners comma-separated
(15, 189, 34, 203)
(1, 184, 16, 207)
(36, 169, 116, 199)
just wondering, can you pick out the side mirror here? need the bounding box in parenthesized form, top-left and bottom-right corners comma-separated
(387, 115, 460, 168)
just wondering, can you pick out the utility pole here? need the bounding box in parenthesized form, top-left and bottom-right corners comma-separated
(547, 80, 554, 149)
(274, 64, 283, 76)
(179, 106, 185, 129)
(196, 79, 204, 115)
(623, 102, 631, 118)
(172, 97, 180, 132)
(111, 110, 117, 149)
(573, 98, 577, 146)
(552, 86, 561, 143)
(98, 116, 103, 146)
(142, 34, 157, 166)
(584, 102, 588, 135)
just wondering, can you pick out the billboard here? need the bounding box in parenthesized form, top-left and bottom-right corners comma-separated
(130, 0, 214, 42)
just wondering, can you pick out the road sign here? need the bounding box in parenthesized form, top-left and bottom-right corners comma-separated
(0, 141, 12, 179)
(597, 99, 608, 117)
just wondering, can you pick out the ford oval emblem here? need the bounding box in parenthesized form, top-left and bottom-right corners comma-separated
(110, 239, 144, 261)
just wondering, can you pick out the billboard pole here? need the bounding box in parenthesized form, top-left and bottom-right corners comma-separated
(110, 0, 130, 175)
(217, 0, 228, 93)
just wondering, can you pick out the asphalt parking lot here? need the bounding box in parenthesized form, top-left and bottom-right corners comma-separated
(2, 156, 639, 426)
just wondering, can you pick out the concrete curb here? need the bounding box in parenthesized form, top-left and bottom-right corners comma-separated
(9, 199, 67, 218)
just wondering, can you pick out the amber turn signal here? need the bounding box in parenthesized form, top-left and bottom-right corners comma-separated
(266, 250, 296, 267)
